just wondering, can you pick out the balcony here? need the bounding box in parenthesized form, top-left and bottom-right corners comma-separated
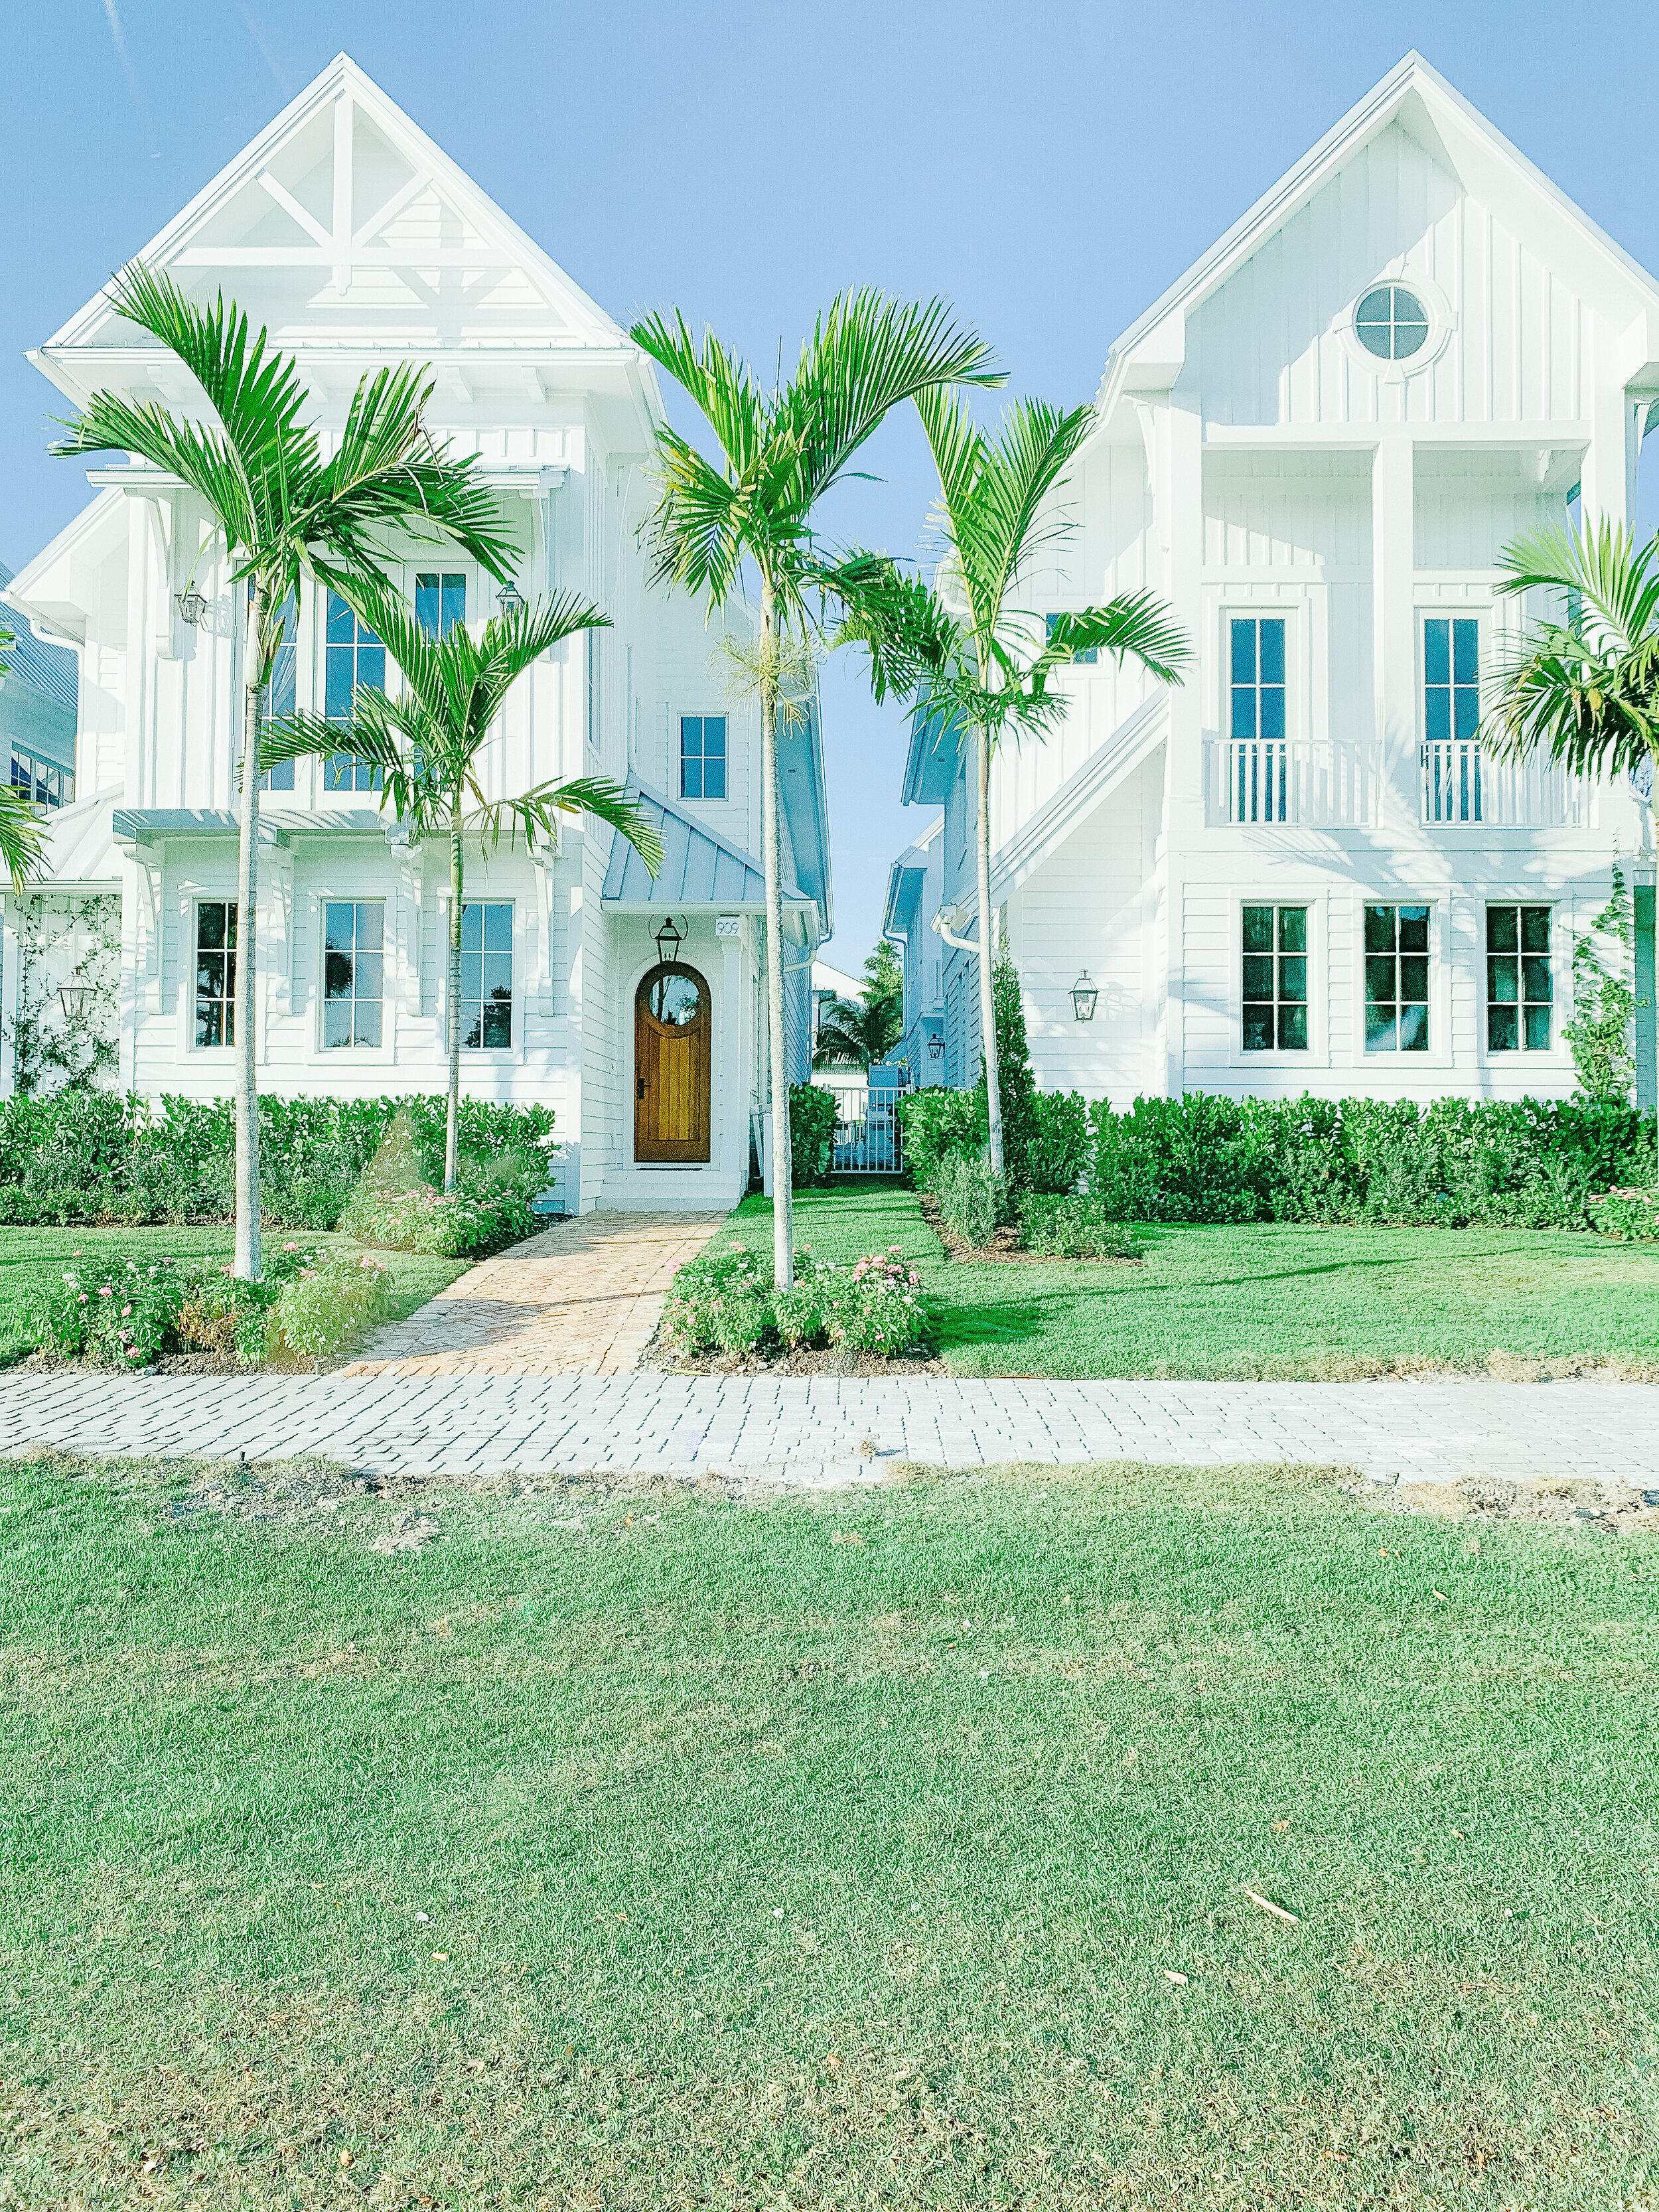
(1209, 738, 1379, 828)
(1421, 739, 1595, 829)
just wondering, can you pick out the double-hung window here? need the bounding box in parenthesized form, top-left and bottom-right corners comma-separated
(461, 901, 513, 1050)
(258, 592, 298, 792)
(1228, 616, 1288, 821)
(323, 900, 384, 1048)
(1423, 617, 1481, 822)
(194, 901, 237, 1047)
(323, 593, 386, 792)
(1486, 905, 1552, 1051)
(1241, 904, 1308, 1051)
(414, 571, 466, 638)
(680, 714, 727, 800)
(1364, 903, 1431, 1052)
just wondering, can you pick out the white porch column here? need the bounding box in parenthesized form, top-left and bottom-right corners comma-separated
(1372, 432, 1417, 834)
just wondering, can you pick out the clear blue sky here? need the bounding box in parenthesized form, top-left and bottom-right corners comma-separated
(5, 1, 1656, 966)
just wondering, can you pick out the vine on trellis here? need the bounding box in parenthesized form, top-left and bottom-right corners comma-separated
(3, 891, 121, 1094)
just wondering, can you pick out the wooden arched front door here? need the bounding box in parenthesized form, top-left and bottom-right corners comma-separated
(634, 962, 712, 1163)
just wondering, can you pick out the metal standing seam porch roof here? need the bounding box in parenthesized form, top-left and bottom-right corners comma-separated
(601, 777, 813, 912)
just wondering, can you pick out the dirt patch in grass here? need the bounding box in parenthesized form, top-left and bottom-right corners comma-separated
(1358, 1469, 1659, 1532)
(918, 1188, 1145, 1268)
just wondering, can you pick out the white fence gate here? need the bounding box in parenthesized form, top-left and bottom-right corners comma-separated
(824, 1082, 908, 1175)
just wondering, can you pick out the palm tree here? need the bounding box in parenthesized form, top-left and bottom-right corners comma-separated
(262, 575, 664, 1191)
(630, 293, 1001, 1289)
(51, 263, 516, 1278)
(841, 393, 1190, 1175)
(1486, 520, 1659, 782)
(813, 940, 903, 1069)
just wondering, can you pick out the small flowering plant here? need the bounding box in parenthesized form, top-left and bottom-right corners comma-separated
(34, 1257, 185, 1366)
(1589, 1187, 1659, 1242)
(666, 1243, 933, 1360)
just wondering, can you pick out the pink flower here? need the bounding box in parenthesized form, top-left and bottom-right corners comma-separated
(98, 1286, 113, 1297)
(121, 1305, 132, 1318)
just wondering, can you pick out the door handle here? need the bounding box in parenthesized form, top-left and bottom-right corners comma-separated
(637, 1076, 646, 1099)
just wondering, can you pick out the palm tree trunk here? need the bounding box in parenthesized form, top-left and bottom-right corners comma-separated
(234, 582, 266, 1282)
(974, 721, 1003, 1176)
(445, 811, 463, 1193)
(759, 583, 794, 1289)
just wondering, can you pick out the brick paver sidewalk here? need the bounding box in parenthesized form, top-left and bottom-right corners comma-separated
(337, 1210, 725, 1377)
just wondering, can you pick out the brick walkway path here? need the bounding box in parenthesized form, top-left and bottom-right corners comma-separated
(336, 1210, 726, 1378)
(5, 1373, 1657, 1490)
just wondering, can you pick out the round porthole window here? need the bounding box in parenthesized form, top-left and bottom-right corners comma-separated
(1354, 283, 1430, 361)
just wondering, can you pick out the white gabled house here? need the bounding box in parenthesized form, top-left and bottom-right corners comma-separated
(0, 55, 830, 1211)
(893, 53, 1658, 1112)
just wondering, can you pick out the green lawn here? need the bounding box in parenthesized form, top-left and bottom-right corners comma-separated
(716, 1184, 1659, 1376)
(2, 1449, 1655, 2207)
(0, 1224, 467, 1367)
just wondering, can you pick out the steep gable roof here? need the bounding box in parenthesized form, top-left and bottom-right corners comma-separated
(33, 54, 648, 414)
(1100, 52, 1659, 415)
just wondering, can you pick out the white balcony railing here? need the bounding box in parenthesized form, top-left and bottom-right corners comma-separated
(1212, 738, 1379, 828)
(1421, 740, 1595, 829)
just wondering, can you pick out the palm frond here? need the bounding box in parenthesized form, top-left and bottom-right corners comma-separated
(1486, 521, 1659, 778)
(0, 784, 47, 892)
(631, 310, 771, 476)
(828, 556, 962, 702)
(104, 263, 306, 481)
(1496, 519, 1659, 648)
(51, 392, 259, 550)
(1032, 591, 1192, 691)
(465, 774, 663, 875)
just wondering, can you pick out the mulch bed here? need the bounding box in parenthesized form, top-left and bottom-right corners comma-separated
(641, 1340, 946, 1378)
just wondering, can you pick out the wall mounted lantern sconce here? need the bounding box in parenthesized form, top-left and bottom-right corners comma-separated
(57, 984, 96, 1023)
(497, 579, 525, 615)
(654, 915, 684, 968)
(1070, 970, 1099, 1022)
(175, 587, 208, 627)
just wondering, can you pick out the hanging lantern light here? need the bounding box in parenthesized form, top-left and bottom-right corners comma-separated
(58, 984, 96, 1023)
(1070, 970, 1099, 1023)
(176, 587, 208, 627)
(654, 914, 684, 968)
(926, 1032, 944, 1059)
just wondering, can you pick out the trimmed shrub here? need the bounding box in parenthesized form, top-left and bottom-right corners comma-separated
(1016, 1193, 1141, 1260)
(934, 1151, 1006, 1249)
(1023, 1088, 1090, 1195)
(1589, 1187, 1659, 1240)
(266, 1253, 394, 1362)
(661, 1243, 931, 1360)
(899, 1086, 986, 1190)
(788, 1082, 837, 1188)
(982, 954, 1039, 1183)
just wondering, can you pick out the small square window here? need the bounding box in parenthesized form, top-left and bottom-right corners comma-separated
(461, 901, 513, 1051)
(1241, 903, 1309, 1051)
(1486, 904, 1551, 1052)
(1364, 903, 1431, 1051)
(322, 901, 384, 1049)
(194, 901, 237, 1047)
(680, 714, 727, 801)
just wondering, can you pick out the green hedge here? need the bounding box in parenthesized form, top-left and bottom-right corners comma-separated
(0, 1089, 555, 1230)
(1087, 1092, 1654, 1229)
(788, 1082, 837, 1188)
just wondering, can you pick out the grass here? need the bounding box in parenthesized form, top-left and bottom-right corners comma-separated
(1, 1448, 1656, 2207)
(0, 1224, 467, 1368)
(714, 1183, 1659, 1376)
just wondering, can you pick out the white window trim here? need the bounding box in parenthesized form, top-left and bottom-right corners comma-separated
(179, 888, 240, 1055)
(1335, 267, 1455, 383)
(303, 891, 397, 1066)
(1350, 892, 1452, 1070)
(1219, 605, 1300, 751)
(676, 709, 732, 806)
(1473, 889, 1576, 1072)
(1227, 888, 1329, 1070)
(1415, 605, 1494, 832)
(437, 894, 525, 1063)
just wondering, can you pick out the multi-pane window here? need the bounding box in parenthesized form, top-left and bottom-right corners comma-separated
(415, 572, 466, 637)
(258, 591, 298, 792)
(1045, 613, 1098, 666)
(1242, 904, 1308, 1051)
(461, 902, 513, 1051)
(1486, 905, 1552, 1052)
(680, 713, 727, 800)
(1230, 617, 1287, 741)
(1423, 617, 1481, 822)
(194, 902, 236, 1048)
(323, 593, 386, 792)
(1364, 903, 1431, 1052)
(9, 745, 72, 810)
(322, 901, 384, 1049)
(1354, 283, 1430, 362)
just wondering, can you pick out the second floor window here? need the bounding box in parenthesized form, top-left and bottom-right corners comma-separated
(258, 592, 297, 792)
(680, 714, 727, 800)
(1423, 617, 1481, 822)
(194, 901, 236, 1047)
(1045, 613, 1098, 666)
(415, 572, 466, 637)
(1364, 903, 1431, 1052)
(324, 593, 386, 793)
(1242, 903, 1308, 1051)
(1487, 904, 1552, 1051)
(323, 900, 384, 1048)
(461, 901, 513, 1050)
(1230, 617, 1286, 741)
